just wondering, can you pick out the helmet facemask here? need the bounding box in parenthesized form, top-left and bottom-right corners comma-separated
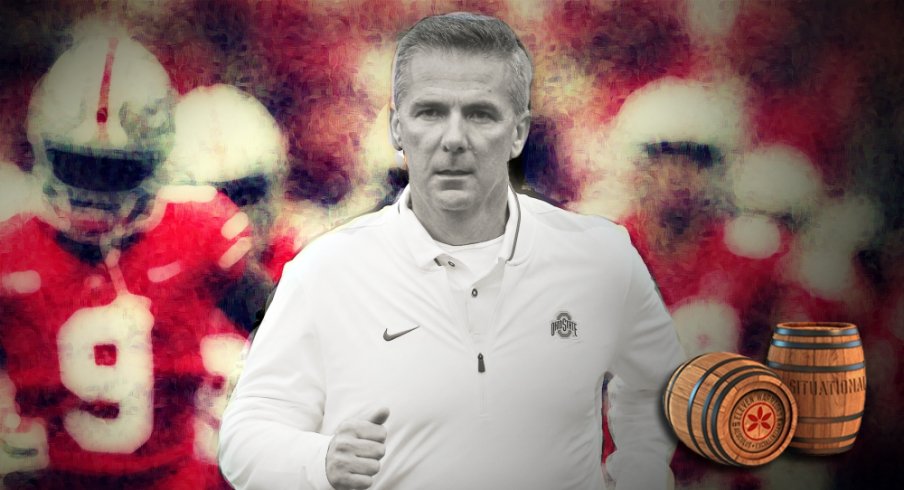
(212, 173, 277, 259)
(38, 144, 163, 245)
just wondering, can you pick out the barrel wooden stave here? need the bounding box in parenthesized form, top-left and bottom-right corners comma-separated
(766, 322, 866, 455)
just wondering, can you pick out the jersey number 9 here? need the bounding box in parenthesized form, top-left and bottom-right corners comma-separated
(57, 294, 154, 454)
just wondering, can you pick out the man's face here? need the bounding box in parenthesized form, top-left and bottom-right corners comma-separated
(391, 50, 529, 221)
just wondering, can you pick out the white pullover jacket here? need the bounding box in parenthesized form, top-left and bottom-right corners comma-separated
(219, 187, 686, 490)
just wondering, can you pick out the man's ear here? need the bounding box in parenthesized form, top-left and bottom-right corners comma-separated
(389, 106, 403, 151)
(509, 111, 531, 159)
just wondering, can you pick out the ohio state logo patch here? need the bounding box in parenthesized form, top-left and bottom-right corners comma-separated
(550, 312, 578, 339)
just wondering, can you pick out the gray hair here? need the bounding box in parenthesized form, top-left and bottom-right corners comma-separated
(391, 12, 533, 114)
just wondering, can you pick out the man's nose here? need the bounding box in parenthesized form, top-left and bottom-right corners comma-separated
(440, 113, 467, 153)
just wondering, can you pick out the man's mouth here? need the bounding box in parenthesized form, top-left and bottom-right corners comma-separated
(435, 169, 472, 176)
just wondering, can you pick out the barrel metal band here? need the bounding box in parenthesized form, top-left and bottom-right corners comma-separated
(792, 433, 858, 444)
(665, 353, 706, 428)
(791, 442, 855, 453)
(798, 412, 864, 424)
(709, 369, 784, 466)
(687, 357, 744, 461)
(770, 339, 862, 349)
(774, 327, 858, 337)
(701, 364, 760, 466)
(766, 361, 865, 373)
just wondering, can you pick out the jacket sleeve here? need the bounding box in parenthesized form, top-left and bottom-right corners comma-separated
(605, 242, 686, 490)
(218, 256, 335, 490)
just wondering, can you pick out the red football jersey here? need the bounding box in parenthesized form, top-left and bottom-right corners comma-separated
(0, 188, 250, 476)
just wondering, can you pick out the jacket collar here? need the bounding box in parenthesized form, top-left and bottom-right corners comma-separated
(393, 185, 525, 269)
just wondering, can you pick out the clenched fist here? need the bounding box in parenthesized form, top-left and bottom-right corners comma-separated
(325, 407, 389, 490)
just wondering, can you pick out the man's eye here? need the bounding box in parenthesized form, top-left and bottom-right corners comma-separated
(416, 109, 441, 119)
(468, 111, 494, 122)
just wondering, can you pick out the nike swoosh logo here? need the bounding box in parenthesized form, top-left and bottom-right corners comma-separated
(383, 326, 420, 341)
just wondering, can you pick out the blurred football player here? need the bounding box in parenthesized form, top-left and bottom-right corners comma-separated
(165, 84, 296, 327)
(591, 78, 786, 359)
(165, 84, 289, 267)
(0, 23, 250, 489)
(163, 83, 296, 466)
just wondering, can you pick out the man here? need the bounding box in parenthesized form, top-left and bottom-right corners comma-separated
(219, 12, 685, 490)
(0, 25, 251, 488)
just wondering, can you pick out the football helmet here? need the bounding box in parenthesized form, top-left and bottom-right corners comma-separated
(164, 84, 287, 257)
(27, 26, 175, 245)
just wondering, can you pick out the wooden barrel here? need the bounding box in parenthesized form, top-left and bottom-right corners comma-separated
(663, 352, 797, 466)
(766, 322, 866, 455)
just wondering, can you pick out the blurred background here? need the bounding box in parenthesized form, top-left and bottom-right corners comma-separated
(1, 1, 902, 488)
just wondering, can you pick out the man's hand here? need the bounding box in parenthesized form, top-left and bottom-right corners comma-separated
(325, 407, 389, 490)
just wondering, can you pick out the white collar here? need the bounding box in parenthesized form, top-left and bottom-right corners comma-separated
(395, 185, 522, 269)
